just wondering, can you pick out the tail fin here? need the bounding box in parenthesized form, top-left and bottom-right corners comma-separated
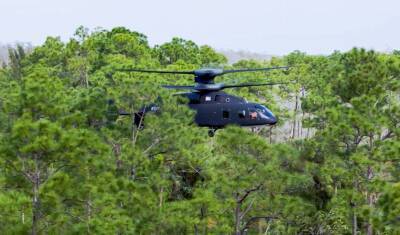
(134, 103, 160, 128)
(107, 98, 161, 128)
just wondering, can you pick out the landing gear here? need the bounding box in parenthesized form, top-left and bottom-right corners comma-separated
(208, 128, 216, 137)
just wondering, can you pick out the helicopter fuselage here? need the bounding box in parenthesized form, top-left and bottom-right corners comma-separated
(186, 91, 277, 129)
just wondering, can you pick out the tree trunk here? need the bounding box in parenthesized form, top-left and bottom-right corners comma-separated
(159, 186, 164, 209)
(32, 169, 40, 235)
(291, 93, 299, 139)
(366, 207, 373, 235)
(112, 143, 122, 171)
(269, 126, 273, 144)
(84, 69, 89, 88)
(86, 197, 92, 234)
(352, 208, 357, 235)
(200, 205, 208, 235)
(235, 200, 242, 235)
(306, 114, 311, 139)
(299, 87, 305, 138)
(366, 165, 374, 235)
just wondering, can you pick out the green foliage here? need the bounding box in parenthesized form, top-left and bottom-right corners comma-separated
(0, 27, 399, 234)
(153, 37, 227, 66)
(376, 183, 400, 233)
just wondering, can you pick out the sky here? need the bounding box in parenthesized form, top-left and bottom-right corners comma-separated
(0, 0, 399, 55)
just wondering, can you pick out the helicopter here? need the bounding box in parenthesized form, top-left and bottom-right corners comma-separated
(116, 66, 289, 137)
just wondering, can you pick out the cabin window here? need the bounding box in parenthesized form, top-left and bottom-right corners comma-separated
(215, 95, 224, 102)
(238, 110, 246, 119)
(250, 112, 258, 119)
(226, 97, 230, 102)
(205, 96, 212, 101)
(249, 108, 258, 120)
(222, 110, 230, 119)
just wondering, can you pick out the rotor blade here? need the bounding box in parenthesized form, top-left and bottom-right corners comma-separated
(172, 92, 190, 96)
(116, 68, 195, 75)
(221, 82, 290, 89)
(222, 66, 289, 75)
(172, 92, 196, 96)
(162, 85, 195, 89)
(118, 110, 131, 116)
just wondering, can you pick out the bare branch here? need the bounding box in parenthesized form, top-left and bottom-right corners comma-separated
(143, 138, 161, 155)
(240, 197, 256, 221)
(238, 184, 263, 204)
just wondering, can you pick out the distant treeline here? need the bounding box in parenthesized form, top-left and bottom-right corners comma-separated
(0, 42, 273, 65)
(0, 42, 32, 65)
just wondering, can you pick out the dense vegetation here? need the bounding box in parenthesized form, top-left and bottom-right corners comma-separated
(0, 26, 399, 235)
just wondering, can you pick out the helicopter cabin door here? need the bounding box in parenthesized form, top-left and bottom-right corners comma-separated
(221, 108, 231, 125)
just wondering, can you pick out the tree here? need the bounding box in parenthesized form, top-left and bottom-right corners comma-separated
(8, 44, 27, 80)
(153, 37, 226, 66)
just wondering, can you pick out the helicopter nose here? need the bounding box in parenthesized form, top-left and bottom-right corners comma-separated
(261, 112, 277, 125)
(267, 115, 277, 125)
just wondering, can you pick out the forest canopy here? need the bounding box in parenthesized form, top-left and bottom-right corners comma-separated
(0, 26, 400, 235)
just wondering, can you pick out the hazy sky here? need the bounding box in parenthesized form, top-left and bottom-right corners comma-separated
(0, 0, 399, 55)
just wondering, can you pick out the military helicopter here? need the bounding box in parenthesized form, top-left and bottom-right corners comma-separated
(117, 66, 288, 137)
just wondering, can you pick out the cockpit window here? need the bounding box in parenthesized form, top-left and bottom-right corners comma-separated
(255, 104, 265, 113)
(255, 104, 274, 118)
